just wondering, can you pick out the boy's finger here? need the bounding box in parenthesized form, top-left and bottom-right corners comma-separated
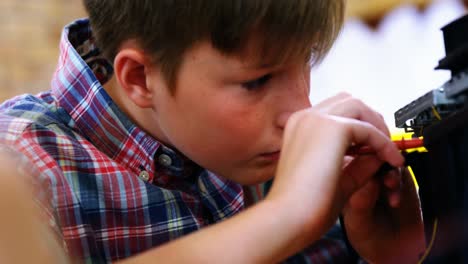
(345, 179, 380, 212)
(383, 169, 402, 189)
(316, 95, 390, 137)
(337, 117, 404, 168)
(386, 189, 402, 208)
(338, 97, 389, 136)
(314, 92, 351, 108)
(341, 155, 382, 198)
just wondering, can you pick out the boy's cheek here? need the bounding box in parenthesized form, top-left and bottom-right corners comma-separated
(184, 138, 276, 183)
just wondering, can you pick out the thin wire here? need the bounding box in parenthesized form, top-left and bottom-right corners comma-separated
(417, 218, 438, 264)
(432, 106, 442, 120)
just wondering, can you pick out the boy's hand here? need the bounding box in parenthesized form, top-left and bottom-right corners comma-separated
(316, 93, 425, 262)
(343, 167, 425, 264)
(267, 94, 403, 241)
(313, 93, 404, 208)
(267, 93, 423, 261)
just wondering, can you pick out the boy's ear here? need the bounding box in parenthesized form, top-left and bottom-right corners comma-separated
(113, 47, 155, 108)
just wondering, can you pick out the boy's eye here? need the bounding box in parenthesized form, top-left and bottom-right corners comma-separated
(241, 74, 272, 90)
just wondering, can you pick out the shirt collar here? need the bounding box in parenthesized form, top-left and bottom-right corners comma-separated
(50, 18, 200, 185)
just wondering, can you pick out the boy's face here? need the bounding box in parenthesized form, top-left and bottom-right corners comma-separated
(148, 41, 312, 185)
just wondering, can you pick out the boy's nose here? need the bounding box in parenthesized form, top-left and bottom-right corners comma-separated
(275, 91, 312, 129)
(276, 107, 309, 129)
(274, 70, 312, 128)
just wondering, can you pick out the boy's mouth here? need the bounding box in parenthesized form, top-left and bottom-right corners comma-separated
(259, 151, 281, 161)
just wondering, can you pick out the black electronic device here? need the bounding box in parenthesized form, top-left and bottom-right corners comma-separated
(395, 14, 468, 137)
(394, 13, 468, 263)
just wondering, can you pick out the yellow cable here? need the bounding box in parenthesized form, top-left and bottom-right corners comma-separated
(390, 134, 435, 263)
(417, 218, 438, 264)
(407, 166, 419, 190)
(432, 107, 442, 120)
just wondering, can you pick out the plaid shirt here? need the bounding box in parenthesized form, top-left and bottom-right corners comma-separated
(0, 19, 353, 263)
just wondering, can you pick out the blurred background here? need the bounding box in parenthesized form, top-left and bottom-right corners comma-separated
(312, 0, 467, 132)
(0, 0, 467, 131)
(0, 0, 85, 100)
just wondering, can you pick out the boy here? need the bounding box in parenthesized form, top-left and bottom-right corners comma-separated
(0, 1, 425, 263)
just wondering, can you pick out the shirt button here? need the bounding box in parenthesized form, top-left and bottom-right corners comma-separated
(158, 154, 172, 167)
(139, 170, 150, 182)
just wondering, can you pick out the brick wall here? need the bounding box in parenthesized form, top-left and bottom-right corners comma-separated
(0, 1, 85, 101)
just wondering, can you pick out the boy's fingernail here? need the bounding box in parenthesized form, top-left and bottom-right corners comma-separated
(384, 169, 401, 188)
(389, 192, 401, 207)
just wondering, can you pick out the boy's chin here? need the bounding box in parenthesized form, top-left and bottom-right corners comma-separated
(224, 166, 276, 186)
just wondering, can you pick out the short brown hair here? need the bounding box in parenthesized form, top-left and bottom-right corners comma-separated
(83, 0, 345, 90)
